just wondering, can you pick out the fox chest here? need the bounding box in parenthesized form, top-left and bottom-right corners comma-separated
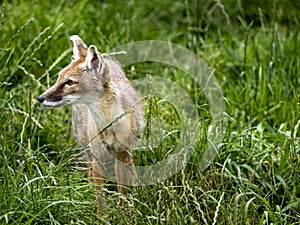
(86, 104, 134, 152)
(87, 115, 118, 147)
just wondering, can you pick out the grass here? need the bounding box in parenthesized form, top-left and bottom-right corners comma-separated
(0, 0, 299, 224)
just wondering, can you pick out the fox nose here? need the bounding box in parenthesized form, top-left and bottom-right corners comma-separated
(37, 96, 45, 103)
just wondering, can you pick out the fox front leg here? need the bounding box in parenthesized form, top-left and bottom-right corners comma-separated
(114, 149, 137, 206)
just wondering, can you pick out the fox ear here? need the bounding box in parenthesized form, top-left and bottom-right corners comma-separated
(85, 45, 104, 72)
(70, 35, 87, 59)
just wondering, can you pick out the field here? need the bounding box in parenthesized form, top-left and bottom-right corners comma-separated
(0, 0, 299, 224)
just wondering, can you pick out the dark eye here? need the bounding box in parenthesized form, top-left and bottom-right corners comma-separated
(65, 79, 77, 86)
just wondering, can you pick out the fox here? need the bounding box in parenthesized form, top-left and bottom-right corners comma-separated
(37, 35, 144, 213)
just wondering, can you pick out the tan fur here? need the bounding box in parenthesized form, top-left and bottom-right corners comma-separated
(38, 35, 144, 214)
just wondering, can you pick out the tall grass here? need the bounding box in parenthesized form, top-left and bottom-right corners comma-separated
(0, 0, 299, 224)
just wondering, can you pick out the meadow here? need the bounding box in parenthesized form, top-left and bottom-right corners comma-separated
(0, 0, 299, 224)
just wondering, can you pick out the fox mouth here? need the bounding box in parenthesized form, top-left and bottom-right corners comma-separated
(40, 100, 71, 108)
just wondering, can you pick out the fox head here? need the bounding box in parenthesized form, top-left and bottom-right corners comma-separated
(37, 35, 109, 108)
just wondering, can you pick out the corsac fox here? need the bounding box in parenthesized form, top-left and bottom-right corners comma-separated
(37, 35, 144, 211)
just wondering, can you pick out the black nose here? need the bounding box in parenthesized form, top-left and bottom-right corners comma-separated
(37, 96, 45, 103)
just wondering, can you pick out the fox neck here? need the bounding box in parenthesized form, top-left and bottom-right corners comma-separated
(86, 87, 121, 129)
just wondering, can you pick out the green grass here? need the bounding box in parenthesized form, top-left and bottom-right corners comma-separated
(0, 0, 300, 224)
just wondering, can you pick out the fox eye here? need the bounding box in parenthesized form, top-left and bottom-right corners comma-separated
(65, 79, 77, 86)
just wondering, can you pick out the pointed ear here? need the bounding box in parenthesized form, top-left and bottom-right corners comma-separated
(85, 45, 104, 72)
(70, 35, 87, 59)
